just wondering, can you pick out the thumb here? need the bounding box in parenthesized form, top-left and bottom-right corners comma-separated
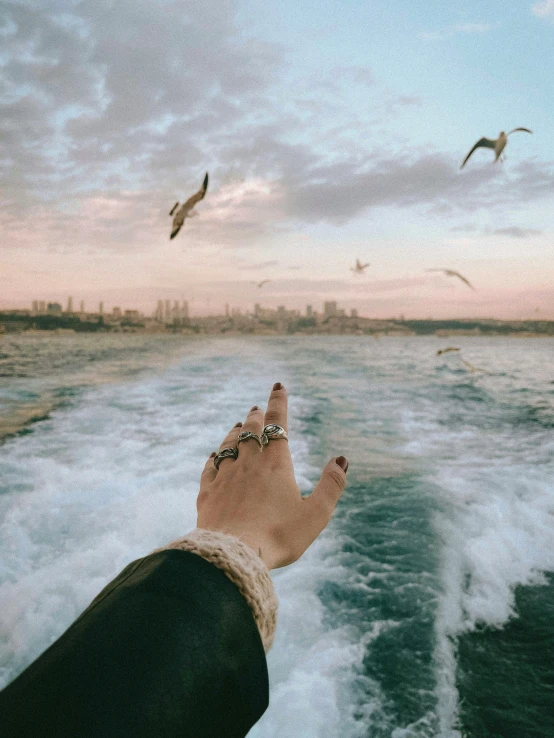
(306, 456, 348, 530)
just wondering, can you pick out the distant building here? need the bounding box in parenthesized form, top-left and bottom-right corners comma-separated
(164, 300, 171, 321)
(99, 301, 104, 315)
(112, 307, 122, 319)
(306, 305, 313, 318)
(38, 301, 46, 312)
(47, 302, 62, 316)
(324, 301, 337, 318)
(350, 308, 358, 318)
(124, 310, 140, 321)
(32, 300, 38, 312)
(181, 300, 189, 320)
(79, 300, 84, 314)
(67, 296, 73, 313)
(154, 300, 163, 321)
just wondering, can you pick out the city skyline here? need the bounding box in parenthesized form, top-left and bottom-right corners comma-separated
(17, 298, 358, 321)
(1, 1, 553, 319)
(4, 295, 548, 326)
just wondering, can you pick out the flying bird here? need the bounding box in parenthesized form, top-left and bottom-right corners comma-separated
(350, 259, 370, 275)
(436, 347, 460, 356)
(460, 128, 532, 169)
(462, 359, 491, 375)
(169, 172, 209, 240)
(426, 269, 475, 290)
(254, 279, 271, 288)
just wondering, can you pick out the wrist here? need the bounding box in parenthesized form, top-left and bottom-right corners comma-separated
(233, 533, 276, 569)
(154, 528, 278, 651)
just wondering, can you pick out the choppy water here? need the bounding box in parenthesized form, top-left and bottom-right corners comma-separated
(1, 334, 553, 737)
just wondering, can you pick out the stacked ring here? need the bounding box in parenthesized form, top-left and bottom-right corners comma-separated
(261, 424, 288, 445)
(213, 447, 238, 470)
(236, 430, 263, 450)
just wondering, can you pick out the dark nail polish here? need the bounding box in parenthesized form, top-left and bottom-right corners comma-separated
(234, 421, 243, 427)
(273, 382, 283, 391)
(250, 405, 259, 411)
(210, 451, 217, 458)
(336, 456, 349, 472)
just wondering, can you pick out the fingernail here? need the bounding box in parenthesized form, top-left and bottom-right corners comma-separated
(210, 451, 217, 458)
(250, 405, 259, 411)
(273, 382, 283, 391)
(336, 456, 349, 472)
(234, 421, 243, 427)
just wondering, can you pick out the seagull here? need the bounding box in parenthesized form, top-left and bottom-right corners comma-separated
(350, 259, 370, 275)
(436, 347, 460, 356)
(462, 359, 491, 375)
(254, 279, 271, 288)
(426, 269, 475, 290)
(460, 128, 532, 169)
(169, 172, 209, 240)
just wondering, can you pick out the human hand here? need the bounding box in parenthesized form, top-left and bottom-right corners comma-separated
(196, 383, 348, 569)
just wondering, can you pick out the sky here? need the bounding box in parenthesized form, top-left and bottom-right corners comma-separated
(1, 0, 553, 319)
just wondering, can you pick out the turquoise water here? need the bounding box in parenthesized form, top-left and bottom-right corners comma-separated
(1, 334, 553, 737)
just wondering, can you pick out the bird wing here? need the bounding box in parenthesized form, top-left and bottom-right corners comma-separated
(462, 360, 478, 373)
(169, 202, 179, 216)
(170, 224, 182, 240)
(450, 271, 475, 290)
(460, 137, 496, 168)
(437, 347, 460, 355)
(462, 359, 491, 375)
(427, 269, 474, 289)
(181, 172, 209, 211)
(361, 262, 370, 269)
(507, 127, 532, 136)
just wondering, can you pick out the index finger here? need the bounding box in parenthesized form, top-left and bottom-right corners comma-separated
(264, 382, 288, 433)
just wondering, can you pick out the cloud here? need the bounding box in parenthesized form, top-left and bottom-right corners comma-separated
(490, 226, 543, 238)
(532, 0, 554, 17)
(420, 23, 494, 41)
(282, 152, 554, 225)
(450, 224, 543, 238)
(450, 223, 478, 233)
(0, 0, 281, 204)
(2, 0, 553, 260)
(236, 260, 278, 271)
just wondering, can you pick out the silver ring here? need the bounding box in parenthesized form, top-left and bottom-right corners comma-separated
(236, 430, 263, 450)
(213, 447, 238, 470)
(261, 424, 289, 446)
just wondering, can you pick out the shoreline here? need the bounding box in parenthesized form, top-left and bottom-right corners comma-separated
(2, 330, 553, 339)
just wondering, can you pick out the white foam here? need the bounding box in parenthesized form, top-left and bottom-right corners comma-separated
(0, 339, 369, 737)
(401, 373, 554, 736)
(4, 336, 553, 736)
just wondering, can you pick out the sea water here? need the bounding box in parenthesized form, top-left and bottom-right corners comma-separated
(1, 334, 553, 737)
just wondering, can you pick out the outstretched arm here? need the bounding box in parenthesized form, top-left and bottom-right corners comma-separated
(0, 383, 348, 737)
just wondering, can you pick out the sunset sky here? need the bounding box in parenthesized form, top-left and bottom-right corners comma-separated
(1, 0, 554, 318)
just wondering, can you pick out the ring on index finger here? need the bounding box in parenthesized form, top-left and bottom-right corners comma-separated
(261, 424, 289, 446)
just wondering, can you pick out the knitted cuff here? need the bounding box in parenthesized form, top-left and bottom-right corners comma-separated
(154, 528, 278, 652)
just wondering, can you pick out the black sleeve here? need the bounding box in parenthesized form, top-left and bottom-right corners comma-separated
(0, 549, 269, 737)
